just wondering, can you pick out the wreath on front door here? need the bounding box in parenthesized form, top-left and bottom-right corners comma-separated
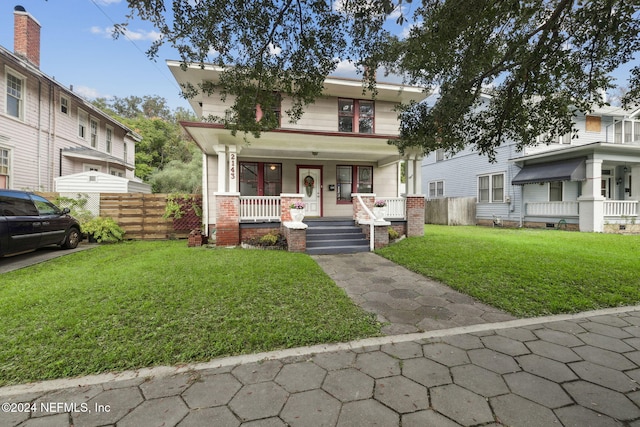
(304, 175, 315, 197)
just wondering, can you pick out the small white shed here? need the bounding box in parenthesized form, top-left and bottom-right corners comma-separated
(54, 171, 151, 194)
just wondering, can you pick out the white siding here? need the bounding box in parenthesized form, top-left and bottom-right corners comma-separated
(54, 171, 150, 193)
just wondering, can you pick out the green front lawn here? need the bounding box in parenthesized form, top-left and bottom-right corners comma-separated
(0, 242, 380, 386)
(377, 225, 640, 317)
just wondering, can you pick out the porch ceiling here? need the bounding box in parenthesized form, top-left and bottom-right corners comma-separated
(183, 122, 405, 165)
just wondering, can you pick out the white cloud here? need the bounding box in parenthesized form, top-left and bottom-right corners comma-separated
(73, 85, 106, 100)
(331, 59, 359, 78)
(268, 43, 282, 56)
(91, 26, 161, 42)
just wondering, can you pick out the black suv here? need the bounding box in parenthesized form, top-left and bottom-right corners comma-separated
(0, 190, 82, 257)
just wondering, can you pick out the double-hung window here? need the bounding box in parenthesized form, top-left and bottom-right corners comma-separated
(429, 181, 444, 198)
(338, 99, 374, 134)
(78, 109, 88, 140)
(336, 165, 373, 203)
(106, 126, 113, 153)
(6, 70, 25, 120)
(478, 173, 504, 203)
(239, 162, 282, 196)
(90, 118, 99, 148)
(60, 96, 69, 115)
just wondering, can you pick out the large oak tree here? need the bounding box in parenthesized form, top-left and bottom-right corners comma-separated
(122, 0, 640, 160)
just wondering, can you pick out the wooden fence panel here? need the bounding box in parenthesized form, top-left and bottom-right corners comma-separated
(99, 193, 192, 240)
(425, 197, 476, 226)
(37, 192, 196, 240)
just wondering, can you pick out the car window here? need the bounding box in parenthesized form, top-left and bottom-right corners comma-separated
(30, 195, 61, 216)
(0, 195, 39, 216)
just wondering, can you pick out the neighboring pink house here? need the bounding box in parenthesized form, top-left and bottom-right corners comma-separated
(0, 6, 142, 192)
(168, 62, 428, 253)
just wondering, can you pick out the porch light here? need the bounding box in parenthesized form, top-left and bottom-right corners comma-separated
(312, 151, 319, 156)
(269, 164, 277, 170)
(617, 177, 623, 185)
(624, 165, 629, 173)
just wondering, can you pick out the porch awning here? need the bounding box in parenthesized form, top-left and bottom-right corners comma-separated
(512, 158, 586, 185)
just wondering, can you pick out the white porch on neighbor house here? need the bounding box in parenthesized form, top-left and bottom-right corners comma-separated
(516, 152, 640, 232)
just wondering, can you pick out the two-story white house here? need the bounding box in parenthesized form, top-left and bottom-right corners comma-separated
(422, 96, 640, 233)
(168, 62, 428, 251)
(0, 6, 145, 192)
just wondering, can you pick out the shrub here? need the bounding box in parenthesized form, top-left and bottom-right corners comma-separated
(388, 227, 400, 240)
(259, 233, 279, 245)
(82, 217, 125, 243)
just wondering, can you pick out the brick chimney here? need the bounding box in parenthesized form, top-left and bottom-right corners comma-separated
(13, 5, 41, 68)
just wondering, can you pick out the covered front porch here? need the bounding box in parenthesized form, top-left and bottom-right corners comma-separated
(513, 143, 640, 232)
(215, 192, 425, 253)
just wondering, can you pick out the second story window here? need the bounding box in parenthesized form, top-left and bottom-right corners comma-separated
(6, 71, 25, 120)
(338, 99, 374, 134)
(60, 96, 69, 115)
(106, 126, 113, 153)
(78, 109, 88, 140)
(90, 118, 99, 148)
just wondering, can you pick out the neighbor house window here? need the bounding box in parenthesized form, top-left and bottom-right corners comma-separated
(60, 96, 69, 115)
(338, 99, 374, 134)
(6, 70, 25, 120)
(239, 162, 282, 196)
(336, 165, 373, 203)
(0, 147, 10, 189)
(478, 173, 504, 203)
(435, 149, 445, 162)
(106, 126, 113, 153)
(429, 181, 444, 198)
(78, 109, 88, 140)
(90, 118, 99, 148)
(123, 143, 128, 162)
(110, 168, 124, 177)
(549, 181, 563, 201)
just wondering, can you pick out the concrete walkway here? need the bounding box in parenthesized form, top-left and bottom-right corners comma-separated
(313, 252, 516, 335)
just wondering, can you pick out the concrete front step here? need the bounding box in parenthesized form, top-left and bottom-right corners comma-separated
(304, 219, 369, 254)
(306, 245, 370, 255)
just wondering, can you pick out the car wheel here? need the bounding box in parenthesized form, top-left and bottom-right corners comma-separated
(62, 228, 80, 249)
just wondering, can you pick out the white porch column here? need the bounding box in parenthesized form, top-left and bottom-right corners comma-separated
(215, 145, 227, 193)
(201, 152, 209, 233)
(630, 166, 640, 202)
(406, 158, 415, 195)
(578, 158, 605, 232)
(413, 157, 423, 194)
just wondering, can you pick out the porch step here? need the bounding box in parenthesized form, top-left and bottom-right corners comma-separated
(304, 219, 369, 255)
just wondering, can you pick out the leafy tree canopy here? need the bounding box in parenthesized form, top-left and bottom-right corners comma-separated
(122, 0, 640, 160)
(92, 95, 198, 182)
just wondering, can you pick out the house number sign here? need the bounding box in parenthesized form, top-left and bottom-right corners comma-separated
(229, 153, 236, 180)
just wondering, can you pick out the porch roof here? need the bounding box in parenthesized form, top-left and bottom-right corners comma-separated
(512, 157, 586, 185)
(181, 121, 407, 166)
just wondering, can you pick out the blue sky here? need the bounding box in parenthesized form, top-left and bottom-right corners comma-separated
(1, 1, 636, 114)
(0, 0, 192, 111)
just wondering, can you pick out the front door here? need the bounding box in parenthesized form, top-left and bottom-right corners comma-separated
(298, 167, 321, 217)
